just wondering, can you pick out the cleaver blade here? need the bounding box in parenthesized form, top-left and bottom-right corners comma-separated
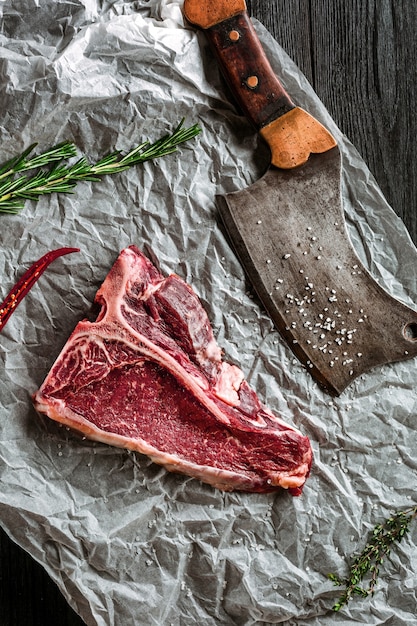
(183, 0, 417, 396)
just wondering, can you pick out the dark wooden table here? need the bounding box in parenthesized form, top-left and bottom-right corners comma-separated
(1, 1, 417, 624)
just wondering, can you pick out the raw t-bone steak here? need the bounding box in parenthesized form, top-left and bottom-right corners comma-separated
(33, 246, 312, 494)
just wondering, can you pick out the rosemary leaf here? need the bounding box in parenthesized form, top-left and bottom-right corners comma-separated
(0, 200, 25, 214)
(17, 141, 78, 173)
(0, 142, 77, 182)
(0, 120, 201, 214)
(0, 144, 37, 180)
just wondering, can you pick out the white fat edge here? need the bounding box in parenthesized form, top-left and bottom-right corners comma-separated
(32, 397, 306, 492)
(195, 337, 223, 367)
(213, 362, 245, 406)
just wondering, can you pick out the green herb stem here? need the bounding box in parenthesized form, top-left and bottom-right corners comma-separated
(0, 119, 201, 214)
(329, 505, 417, 611)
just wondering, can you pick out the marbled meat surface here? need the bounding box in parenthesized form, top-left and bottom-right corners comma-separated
(33, 246, 313, 494)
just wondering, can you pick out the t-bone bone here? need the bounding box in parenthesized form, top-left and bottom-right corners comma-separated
(33, 246, 313, 494)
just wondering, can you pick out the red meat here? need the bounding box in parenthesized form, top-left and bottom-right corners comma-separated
(33, 246, 312, 494)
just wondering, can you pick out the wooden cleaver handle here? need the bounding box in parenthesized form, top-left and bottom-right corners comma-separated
(183, 0, 336, 169)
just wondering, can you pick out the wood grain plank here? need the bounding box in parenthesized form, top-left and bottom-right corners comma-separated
(248, 0, 314, 82)
(0, 527, 84, 625)
(310, 0, 417, 243)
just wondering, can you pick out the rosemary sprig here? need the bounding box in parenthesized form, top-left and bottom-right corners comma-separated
(328, 505, 417, 611)
(0, 119, 201, 214)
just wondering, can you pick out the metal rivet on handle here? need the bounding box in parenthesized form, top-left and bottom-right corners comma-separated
(228, 30, 240, 42)
(246, 75, 259, 89)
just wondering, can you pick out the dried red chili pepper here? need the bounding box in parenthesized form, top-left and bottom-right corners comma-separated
(0, 247, 79, 333)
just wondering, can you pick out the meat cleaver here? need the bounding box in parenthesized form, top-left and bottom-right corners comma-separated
(183, 0, 417, 396)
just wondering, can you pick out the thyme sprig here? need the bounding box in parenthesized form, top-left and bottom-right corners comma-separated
(329, 505, 417, 611)
(0, 119, 201, 214)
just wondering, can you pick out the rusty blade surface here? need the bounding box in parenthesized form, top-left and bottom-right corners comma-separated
(217, 147, 417, 395)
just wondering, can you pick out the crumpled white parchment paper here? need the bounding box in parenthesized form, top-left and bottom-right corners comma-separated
(1, 1, 417, 624)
